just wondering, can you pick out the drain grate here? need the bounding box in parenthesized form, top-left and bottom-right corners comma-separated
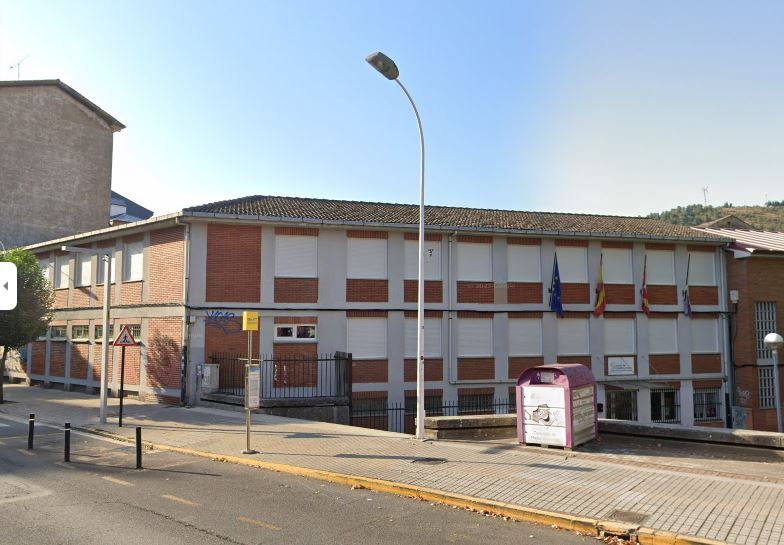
(410, 457, 448, 465)
(608, 510, 648, 525)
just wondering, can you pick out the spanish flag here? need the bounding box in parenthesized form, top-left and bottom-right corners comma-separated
(593, 254, 606, 317)
(641, 255, 651, 316)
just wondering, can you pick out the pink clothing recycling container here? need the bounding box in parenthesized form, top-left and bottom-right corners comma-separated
(515, 363, 598, 448)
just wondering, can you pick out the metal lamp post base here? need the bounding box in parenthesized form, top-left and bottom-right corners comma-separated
(241, 449, 258, 455)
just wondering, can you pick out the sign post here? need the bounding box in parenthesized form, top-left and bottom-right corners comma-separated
(242, 311, 259, 454)
(113, 325, 137, 427)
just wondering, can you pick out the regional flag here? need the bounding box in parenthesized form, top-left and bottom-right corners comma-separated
(641, 255, 651, 317)
(593, 254, 606, 317)
(683, 253, 692, 317)
(549, 253, 564, 318)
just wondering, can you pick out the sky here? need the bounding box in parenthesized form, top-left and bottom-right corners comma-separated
(1, 1, 782, 218)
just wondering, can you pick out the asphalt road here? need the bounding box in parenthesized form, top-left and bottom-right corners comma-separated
(0, 416, 597, 545)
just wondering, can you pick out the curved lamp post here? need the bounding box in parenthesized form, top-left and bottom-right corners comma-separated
(764, 332, 784, 433)
(366, 52, 426, 440)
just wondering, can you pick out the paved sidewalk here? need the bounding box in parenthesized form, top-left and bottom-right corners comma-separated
(3, 384, 784, 545)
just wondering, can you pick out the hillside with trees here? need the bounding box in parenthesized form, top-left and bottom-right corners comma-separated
(647, 202, 784, 232)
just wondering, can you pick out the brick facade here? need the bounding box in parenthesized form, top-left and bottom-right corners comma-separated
(457, 358, 495, 380)
(148, 226, 185, 303)
(206, 224, 261, 302)
(275, 277, 318, 303)
(146, 318, 182, 390)
(403, 280, 442, 303)
(456, 281, 494, 303)
(346, 279, 388, 302)
(507, 283, 542, 304)
(649, 354, 680, 375)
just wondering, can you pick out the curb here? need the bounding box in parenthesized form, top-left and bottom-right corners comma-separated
(80, 425, 731, 545)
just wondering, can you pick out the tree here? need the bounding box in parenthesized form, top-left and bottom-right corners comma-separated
(0, 248, 53, 403)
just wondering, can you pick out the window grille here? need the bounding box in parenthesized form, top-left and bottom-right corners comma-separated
(755, 302, 777, 362)
(606, 390, 638, 421)
(693, 388, 722, 421)
(759, 367, 776, 409)
(650, 389, 680, 423)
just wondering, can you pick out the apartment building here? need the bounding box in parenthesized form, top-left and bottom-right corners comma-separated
(14, 196, 731, 427)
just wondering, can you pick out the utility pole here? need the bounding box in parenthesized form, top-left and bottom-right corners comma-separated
(702, 186, 709, 206)
(9, 56, 29, 80)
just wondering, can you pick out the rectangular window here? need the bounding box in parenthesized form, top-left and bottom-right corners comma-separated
(650, 389, 680, 423)
(76, 253, 92, 287)
(693, 388, 722, 421)
(691, 318, 719, 353)
(457, 243, 492, 281)
(275, 235, 318, 278)
(71, 325, 89, 340)
(602, 248, 633, 284)
(347, 318, 387, 359)
(274, 324, 317, 342)
(649, 318, 678, 354)
(51, 326, 67, 339)
(39, 259, 49, 282)
(557, 318, 589, 356)
(606, 390, 638, 420)
(755, 302, 777, 363)
(55, 254, 70, 289)
(507, 245, 541, 282)
(457, 392, 495, 415)
(688, 252, 716, 286)
(94, 324, 115, 341)
(508, 318, 542, 356)
(759, 367, 776, 409)
(457, 318, 493, 357)
(555, 247, 587, 283)
(404, 240, 441, 280)
(404, 318, 442, 358)
(604, 318, 636, 355)
(347, 238, 387, 279)
(646, 250, 675, 285)
(124, 241, 144, 282)
(96, 253, 116, 284)
(405, 395, 444, 417)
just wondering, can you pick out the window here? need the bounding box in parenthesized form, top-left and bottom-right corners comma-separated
(76, 253, 92, 287)
(457, 318, 493, 357)
(275, 235, 317, 278)
(602, 249, 633, 284)
(71, 325, 89, 340)
(693, 388, 722, 421)
(274, 324, 317, 342)
(457, 243, 491, 281)
(347, 238, 386, 279)
(508, 318, 542, 356)
(649, 318, 678, 354)
(347, 318, 386, 359)
(650, 389, 680, 423)
(555, 247, 587, 283)
(604, 318, 635, 355)
(404, 240, 441, 280)
(404, 318, 442, 358)
(606, 390, 638, 420)
(759, 367, 776, 409)
(51, 326, 67, 339)
(39, 259, 49, 282)
(688, 252, 716, 286)
(507, 244, 540, 282)
(557, 318, 589, 356)
(124, 324, 142, 339)
(94, 324, 114, 341)
(755, 302, 777, 362)
(646, 250, 675, 285)
(124, 241, 144, 281)
(457, 392, 495, 415)
(405, 395, 444, 417)
(691, 318, 719, 353)
(55, 254, 70, 289)
(96, 253, 116, 284)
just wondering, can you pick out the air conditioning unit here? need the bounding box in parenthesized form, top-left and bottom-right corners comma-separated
(202, 363, 220, 393)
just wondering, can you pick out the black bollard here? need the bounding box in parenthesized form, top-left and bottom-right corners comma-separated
(135, 427, 142, 469)
(64, 423, 71, 462)
(27, 413, 34, 450)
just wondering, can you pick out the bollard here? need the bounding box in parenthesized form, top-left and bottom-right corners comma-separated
(64, 423, 70, 462)
(27, 413, 35, 450)
(135, 427, 142, 469)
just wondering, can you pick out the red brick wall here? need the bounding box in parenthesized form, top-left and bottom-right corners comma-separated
(352, 359, 388, 383)
(120, 281, 143, 305)
(457, 357, 495, 380)
(508, 282, 542, 304)
(146, 318, 183, 390)
(508, 237, 541, 246)
(71, 288, 93, 307)
(647, 285, 677, 305)
(148, 227, 185, 304)
(555, 239, 589, 247)
(561, 283, 589, 304)
(457, 235, 492, 243)
(689, 286, 719, 305)
(49, 343, 66, 377)
(649, 354, 680, 374)
(601, 241, 633, 249)
(118, 345, 141, 386)
(71, 344, 89, 379)
(457, 281, 494, 303)
(557, 355, 591, 366)
(347, 230, 388, 239)
(273, 343, 318, 387)
(403, 280, 442, 303)
(645, 243, 675, 251)
(404, 358, 443, 382)
(31, 341, 46, 375)
(346, 279, 388, 302)
(275, 278, 318, 303)
(508, 356, 545, 379)
(275, 227, 319, 236)
(606, 284, 635, 304)
(204, 316, 259, 359)
(206, 224, 261, 302)
(53, 289, 68, 308)
(404, 232, 442, 242)
(692, 353, 721, 374)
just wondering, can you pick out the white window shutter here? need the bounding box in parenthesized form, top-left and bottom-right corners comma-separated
(556, 248, 588, 283)
(646, 250, 674, 285)
(77, 254, 92, 286)
(347, 238, 387, 279)
(39, 259, 49, 282)
(604, 318, 636, 354)
(691, 318, 718, 353)
(404, 318, 442, 358)
(507, 245, 541, 282)
(649, 318, 678, 354)
(557, 318, 590, 355)
(404, 240, 441, 280)
(56, 255, 69, 289)
(124, 242, 144, 281)
(275, 235, 317, 278)
(457, 318, 493, 357)
(602, 249, 633, 284)
(689, 253, 716, 286)
(509, 319, 542, 356)
(347, 318, 387, 359)
(457, 243, 492, 281)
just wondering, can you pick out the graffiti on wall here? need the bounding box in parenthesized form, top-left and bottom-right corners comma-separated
(205, 310, 242, 335)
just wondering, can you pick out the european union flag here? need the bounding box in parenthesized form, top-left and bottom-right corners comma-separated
(549, 253, 564, 318)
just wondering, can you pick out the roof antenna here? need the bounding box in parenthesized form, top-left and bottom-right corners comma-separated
(9, 56, 29, 80)
(701, 186, 709, 206)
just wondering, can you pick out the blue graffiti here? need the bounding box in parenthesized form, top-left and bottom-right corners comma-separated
(205, 310, 242, 335)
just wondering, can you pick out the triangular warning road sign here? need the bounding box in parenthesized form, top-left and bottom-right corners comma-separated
(114, 325, 137, 346)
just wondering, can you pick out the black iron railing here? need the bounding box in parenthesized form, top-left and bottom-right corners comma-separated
(606, 390, 638, 421)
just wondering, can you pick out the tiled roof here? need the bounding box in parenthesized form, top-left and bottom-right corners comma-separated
(184, 195, 729, 242)
(695, 227, 784, 253)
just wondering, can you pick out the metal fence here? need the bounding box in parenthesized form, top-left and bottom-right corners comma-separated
(605, 390, 638, 421)
(693, 387, 722, 422)
(650, 388, 681, 424)
(207, 351, 351, 400)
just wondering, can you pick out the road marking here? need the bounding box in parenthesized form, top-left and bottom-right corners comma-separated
(162, 494, 200, 507)
(16, 449, 35, 456)
(53, 461, 76, 470)
(237, 516, 281, 531)
(101, 476, 132, 486)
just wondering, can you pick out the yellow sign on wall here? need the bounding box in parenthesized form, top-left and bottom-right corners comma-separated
(242, 311, 259, 331)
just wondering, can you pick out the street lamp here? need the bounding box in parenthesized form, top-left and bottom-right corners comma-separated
(62, 245, 112, 423)
(764, 332, 784, 433)
(366, 51, 427, 440)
